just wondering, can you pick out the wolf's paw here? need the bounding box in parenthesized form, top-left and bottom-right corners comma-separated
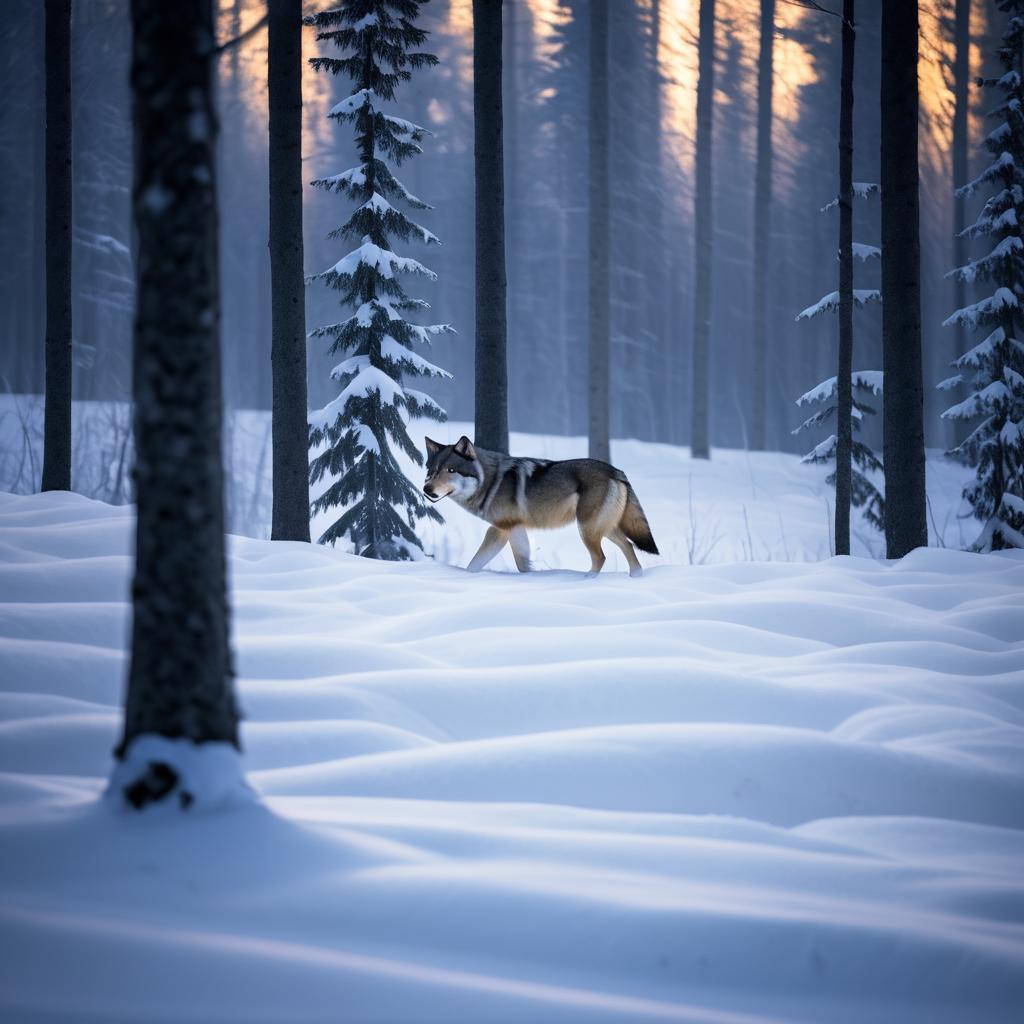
(629, 566, 643, 578)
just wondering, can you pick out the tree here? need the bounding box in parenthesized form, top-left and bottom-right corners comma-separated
(116, 0, 240, 808)
(690, 0, 714, 461)
(588, 0, 610, 462)
(268, 0, 311, 542)
(305, 0, 452, 559)
(473, 0, 509, 454)
(950, 0, 972, 449)
(41, 0, 72, 493)
(835, 0, 855, 554)
(880, 0, 927, 558)
(751, 0, 774, 452)
(940, 1, 1024, 551)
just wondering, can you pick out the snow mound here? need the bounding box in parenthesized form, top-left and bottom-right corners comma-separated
(1, 489, 1023, 1021)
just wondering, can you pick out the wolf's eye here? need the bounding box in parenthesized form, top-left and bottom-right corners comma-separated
(447, 468, 454, 473)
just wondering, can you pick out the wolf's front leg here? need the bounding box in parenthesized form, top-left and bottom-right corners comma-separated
(509, 526, 531, 572)
(467, 525, 509, 572)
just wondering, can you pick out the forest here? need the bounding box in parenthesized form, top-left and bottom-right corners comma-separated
(0, 2, 1022, 1022)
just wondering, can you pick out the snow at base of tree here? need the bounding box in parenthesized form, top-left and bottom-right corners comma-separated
(108, 735, 254, 813)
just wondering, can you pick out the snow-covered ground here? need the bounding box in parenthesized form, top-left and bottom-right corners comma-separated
(0, 395, 980, 559)
(2, 466, 1023, 1020)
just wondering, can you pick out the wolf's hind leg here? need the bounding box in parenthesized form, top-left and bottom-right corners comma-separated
(509, 526, 531, 572)
(467, 526, 509, 572)
(610, 528, 643, 578)
(578, 526, 607, 576)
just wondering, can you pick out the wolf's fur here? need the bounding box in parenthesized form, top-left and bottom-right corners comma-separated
(423, 435, 659, 577)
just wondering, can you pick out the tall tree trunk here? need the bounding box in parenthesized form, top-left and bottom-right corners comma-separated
(41, 0, 72, 492)
(881, 0, 927, 557)
(835, 0, 855, 556)
(588, 0, 610, 462)
(473, 0, 509, 453)
(118, 0, 239, 776)
(950, 0, 971, 449)
(690, 0, 715, 460)
(268, 0, 310, 541)
(751, 0, 774, 452)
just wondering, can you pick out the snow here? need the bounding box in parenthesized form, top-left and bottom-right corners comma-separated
(320, 238, 436, 283)
(819, 182, 879, 212)
(943, 286, 1020, 330)
(309, 365, 405, 428)
(796, 371, 883, 407)
(850, 242, 880, 261)
(1, 481, 1023, 1021)
(329, 88, 375, 118)
(795, 289, 881, 321)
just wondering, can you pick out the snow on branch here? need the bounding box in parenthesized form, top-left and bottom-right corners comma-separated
(820, 182, 880, 212)
(796, 371, 883, 406)
(946, 235, 1023, 284)
(956, 150, 1018, 199)
(316, 239, 436, 283)
(942, 286, 1019, 330)
(329, 89, 375, 119)
(852, 243, 881, 261)
(796, 289, 880, 321)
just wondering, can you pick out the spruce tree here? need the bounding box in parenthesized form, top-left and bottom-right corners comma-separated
(795, 181, 883, 539)
(305, 0, 453, 559)
(941, 1, 1024, 551)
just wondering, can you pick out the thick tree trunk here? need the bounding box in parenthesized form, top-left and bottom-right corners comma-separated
(950, 0, 971, 449)
(690, 0, 715, 460)
(473, 0, 509, 454)
(835, 0, 855, 557)
(880, 0, 927, 558)
(588, 0, 610, 463)
(118, 0, 239, 764)
(751, 0, 774, 452)
(268, 0, 310, 541)
(41, 0, 72, 493)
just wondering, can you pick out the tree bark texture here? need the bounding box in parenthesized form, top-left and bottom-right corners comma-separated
(588, 0, 610, 462)
(751, 0, 774, 452)
(950, 0, 971, 448)
(473, 0, 509, 454)
(835, 0, 855, 557)
(41, 0, 72, 492)
(880, 0, 928, 557)
(690, 0, 715, 460)
(268, 0, 311, 541)
(118, 0, 240, 755)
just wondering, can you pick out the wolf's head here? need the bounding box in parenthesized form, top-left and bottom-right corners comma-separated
(423, 436, 481, 503)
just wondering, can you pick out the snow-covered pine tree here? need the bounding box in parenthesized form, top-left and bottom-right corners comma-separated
(795, 181, 883, 535)
(305, 0, 453, 560)
(940, 1, 1024, 552)
(793, 371, 885, 530)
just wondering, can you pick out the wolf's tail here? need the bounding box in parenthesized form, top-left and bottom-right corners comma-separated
(618, 481, 659, 555)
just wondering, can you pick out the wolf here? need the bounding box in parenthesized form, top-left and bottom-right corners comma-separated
(423, 436, 659, 576)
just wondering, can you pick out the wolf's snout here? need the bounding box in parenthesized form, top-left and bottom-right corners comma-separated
(423, 485, 434, 497)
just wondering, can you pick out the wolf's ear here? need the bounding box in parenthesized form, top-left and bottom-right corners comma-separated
(454, 435, 477, 460)
(425, 436, 443, 457)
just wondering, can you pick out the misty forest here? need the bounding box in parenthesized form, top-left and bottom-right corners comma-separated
(1, 1, 1023, 1022)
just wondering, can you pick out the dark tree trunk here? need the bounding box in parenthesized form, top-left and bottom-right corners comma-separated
(835, 0, 855, 557)
(880, 0, 927, 558)
(588, 0, 610, 463)
(473, 0, 509, 454)
(951, 0, 971, 449)
(268, 0, 310, 541)
(41, 0, 72, 492)
(690, 0, 715, 460)
(751, 0, 774, 452)
(118, 0, 239, 767)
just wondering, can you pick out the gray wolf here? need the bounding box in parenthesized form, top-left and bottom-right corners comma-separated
(423, 436, 659, 576)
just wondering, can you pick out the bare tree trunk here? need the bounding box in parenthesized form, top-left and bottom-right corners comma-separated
(690, 0, 715, 460)
(751, 0, 774, 452)
(881, 0, 927, 557)
(41, 0, 72, 492)
(473, 0, 509, 454)
(268, 0, 310, 541)
(588, 0, 610, 463)
(950, 0, 971, 449)
(118, 0, 239, 778)
(835, 0, 855, 556)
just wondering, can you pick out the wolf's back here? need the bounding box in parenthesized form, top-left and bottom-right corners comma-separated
(619, 481, 659, 555)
